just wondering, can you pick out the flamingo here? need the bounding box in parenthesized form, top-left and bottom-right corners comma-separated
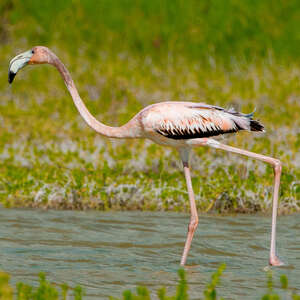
(8, 46, 283, 266)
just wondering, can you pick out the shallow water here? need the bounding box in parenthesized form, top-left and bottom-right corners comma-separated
(0, 208, 299, 299)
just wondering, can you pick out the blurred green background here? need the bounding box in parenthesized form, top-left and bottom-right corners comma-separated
(2, 0, 300, 62)
(0, 0, 299, 211)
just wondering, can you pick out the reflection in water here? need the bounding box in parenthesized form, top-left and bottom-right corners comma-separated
(0, 209, 299, 299)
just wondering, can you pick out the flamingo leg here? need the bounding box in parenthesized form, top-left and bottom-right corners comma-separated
(179, 149, 198, 266)
(198, 138, 283, 266)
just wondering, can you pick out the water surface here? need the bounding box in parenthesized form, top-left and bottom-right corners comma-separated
(0, 209, 299, 299)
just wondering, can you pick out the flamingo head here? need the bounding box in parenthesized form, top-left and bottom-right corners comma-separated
(8, 46, 52, 84)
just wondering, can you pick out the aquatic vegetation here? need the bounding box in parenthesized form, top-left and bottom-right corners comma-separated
(0, 265, 299, 300)
(0, 0, 299, 212)
(0, 271, 83, 300)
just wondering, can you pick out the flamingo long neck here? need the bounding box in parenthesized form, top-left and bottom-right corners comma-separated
(51, 54, 141, 139)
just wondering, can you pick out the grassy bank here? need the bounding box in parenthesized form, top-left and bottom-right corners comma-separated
(0, 0, 299, 212)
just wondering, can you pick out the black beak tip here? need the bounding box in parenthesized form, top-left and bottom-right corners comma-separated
(8, 71, 16, 84)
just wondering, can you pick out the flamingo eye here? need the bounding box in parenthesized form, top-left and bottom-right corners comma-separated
(31, 50, 34, 54)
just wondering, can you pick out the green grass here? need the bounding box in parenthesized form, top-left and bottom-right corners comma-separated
(0, 0, 299, 212)
(3, 0, 300, 63)
(0, 265, 300, 299)
(0, 271, 83, 300)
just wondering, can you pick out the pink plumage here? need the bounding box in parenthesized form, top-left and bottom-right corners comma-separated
(140, 102, 263, 140)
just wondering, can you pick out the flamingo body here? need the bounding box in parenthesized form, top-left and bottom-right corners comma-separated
(138, 101, 263, 147)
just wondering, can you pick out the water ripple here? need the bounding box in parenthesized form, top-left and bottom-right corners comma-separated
(0, 208, 299, 299)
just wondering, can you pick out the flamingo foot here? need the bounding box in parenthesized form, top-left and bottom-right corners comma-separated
(269, 256, 285, 266)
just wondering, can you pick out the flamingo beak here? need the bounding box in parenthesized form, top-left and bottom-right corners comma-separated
(8, 50, 33, 84)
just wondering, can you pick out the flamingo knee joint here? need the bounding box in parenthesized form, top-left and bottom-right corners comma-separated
(273, 159, 282, 173)
(188, 217, 199, 232)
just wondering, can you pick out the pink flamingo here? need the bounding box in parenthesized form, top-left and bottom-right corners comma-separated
(8, 46, 283, 266)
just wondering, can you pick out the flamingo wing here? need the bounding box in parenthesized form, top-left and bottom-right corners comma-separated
(147, 103, 263, 140)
